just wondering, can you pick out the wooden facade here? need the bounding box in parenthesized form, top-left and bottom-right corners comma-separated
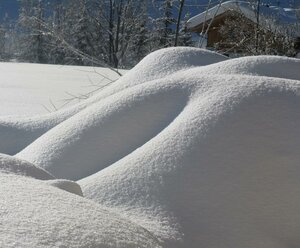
(189, 12, 229, 48)
(187, 2, 299, 56)
(188, 11, 258, 53)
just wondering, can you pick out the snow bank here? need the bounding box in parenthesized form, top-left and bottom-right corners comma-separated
(0, 172, 161, 248)
(3, 47, 300, 247)
(78, 78, 300, 247)
(121, 47, 228, 84)
(0, 153, 54, 180)
(0, 62, 123, 116)
(202, 55, 300, 81)
(16, 80, 190, 180)
(0, 153, 83, 196)
(0, 48, 226, 155)
(44, 179, 83, 196)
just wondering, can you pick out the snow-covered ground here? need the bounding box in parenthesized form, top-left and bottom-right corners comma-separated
(1, 47, 300, 248)
(0, 62, 125, 116)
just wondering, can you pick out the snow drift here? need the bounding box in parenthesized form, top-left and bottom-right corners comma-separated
(0, 172, 161, 248)
(45, 179, 84, 196)
(0, 155, 161, 247)
(0, 153, 54, 180)
(201, 55, 300, 81)
(0, 62, 124, 116)
(79, 87, 300, 247)
(0, 47, 226, 155)
(2, 47, 300, 247)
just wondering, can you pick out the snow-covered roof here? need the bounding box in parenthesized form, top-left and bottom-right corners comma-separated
(187, 0, 299, 35)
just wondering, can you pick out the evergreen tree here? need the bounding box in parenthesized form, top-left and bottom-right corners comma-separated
(65, 0, 95, 65)
(0, 25, 6, 60)
(134, 20, 149, 63)
(158, 0, 176, 47)
(18, 0, 49, 63)
(75, 0, 95, 65)
(9, 0, 199, 67)
(48, 0, 67, 64)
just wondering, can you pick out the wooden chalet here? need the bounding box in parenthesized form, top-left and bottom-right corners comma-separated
(186, 1, 300, 55)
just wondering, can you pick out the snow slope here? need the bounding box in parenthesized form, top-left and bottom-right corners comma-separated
(79, 85, 300, 247)
(2, 47, 300, 247)
(0, 62, 123, 155)
(200, 55, 300, 81)
(0, 48, 227, 155)
(0, 153, 160, 247)
(0, 153, 54, 180)
(0, 173, 161, 248)
(0, 62, 124, 116)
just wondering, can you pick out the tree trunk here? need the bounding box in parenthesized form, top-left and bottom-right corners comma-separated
(174, 0, 185, 46)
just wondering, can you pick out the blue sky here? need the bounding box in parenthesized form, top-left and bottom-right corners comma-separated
(0, 0, 19, 20)
(0, 0, 299, 21)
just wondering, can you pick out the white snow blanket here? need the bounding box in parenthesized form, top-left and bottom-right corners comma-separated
(0, 62, 125, 116)
(0, 48, 226, 155)
(1, 47, 300, 247)
(0, 155, 161, 248)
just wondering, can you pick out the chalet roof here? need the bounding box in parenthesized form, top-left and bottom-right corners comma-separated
(187, 0, 299, 36)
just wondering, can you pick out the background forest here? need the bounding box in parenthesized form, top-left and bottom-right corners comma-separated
(0, 0, 299, 68)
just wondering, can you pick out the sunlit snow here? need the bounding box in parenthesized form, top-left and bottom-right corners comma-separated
(1, 47, 300, 248)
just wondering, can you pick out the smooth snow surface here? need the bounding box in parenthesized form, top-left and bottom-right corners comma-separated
(0, 62, 124, 116)
(201, 55, 300, 81)
(0, 48, 226, 155)
(0, 63, 124, 154)
(0, 153, 54, 180)
(0, 172, 161, 248)
(44, 179, 83, 196)
(2, 47, 300, 247)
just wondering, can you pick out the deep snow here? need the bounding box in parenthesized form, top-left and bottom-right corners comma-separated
(0, 62, 125, 116)
(0, 48, 226, 155)
(0, 173, 161, 248)
(1, 47, 300, 247)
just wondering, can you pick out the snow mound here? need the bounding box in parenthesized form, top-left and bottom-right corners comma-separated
(0, 153, 54, 180)
(3, 48, 300, 247)
(0, 173, 161, 248)
(202, 55, 300, 81)
(121, 47, 228, 85)
(0, 118, 54, 155)
(14, 48, 300, 247)
(44, 179, 83, 196)
(78, 80, 300, 247)
(0, 48, 225, 155)
(16, 82, 189, 180)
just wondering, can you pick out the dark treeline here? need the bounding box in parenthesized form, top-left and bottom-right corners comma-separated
(0, 0, 193, 68)
(1, 0, 298, 67)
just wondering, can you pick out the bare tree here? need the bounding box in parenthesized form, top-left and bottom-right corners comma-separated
(216, 2, 298, 56)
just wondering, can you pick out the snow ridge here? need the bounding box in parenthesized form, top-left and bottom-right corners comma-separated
(1, 47, 300, 247)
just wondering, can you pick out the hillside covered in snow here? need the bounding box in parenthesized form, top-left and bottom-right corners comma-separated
(1, 47, 300, 248)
